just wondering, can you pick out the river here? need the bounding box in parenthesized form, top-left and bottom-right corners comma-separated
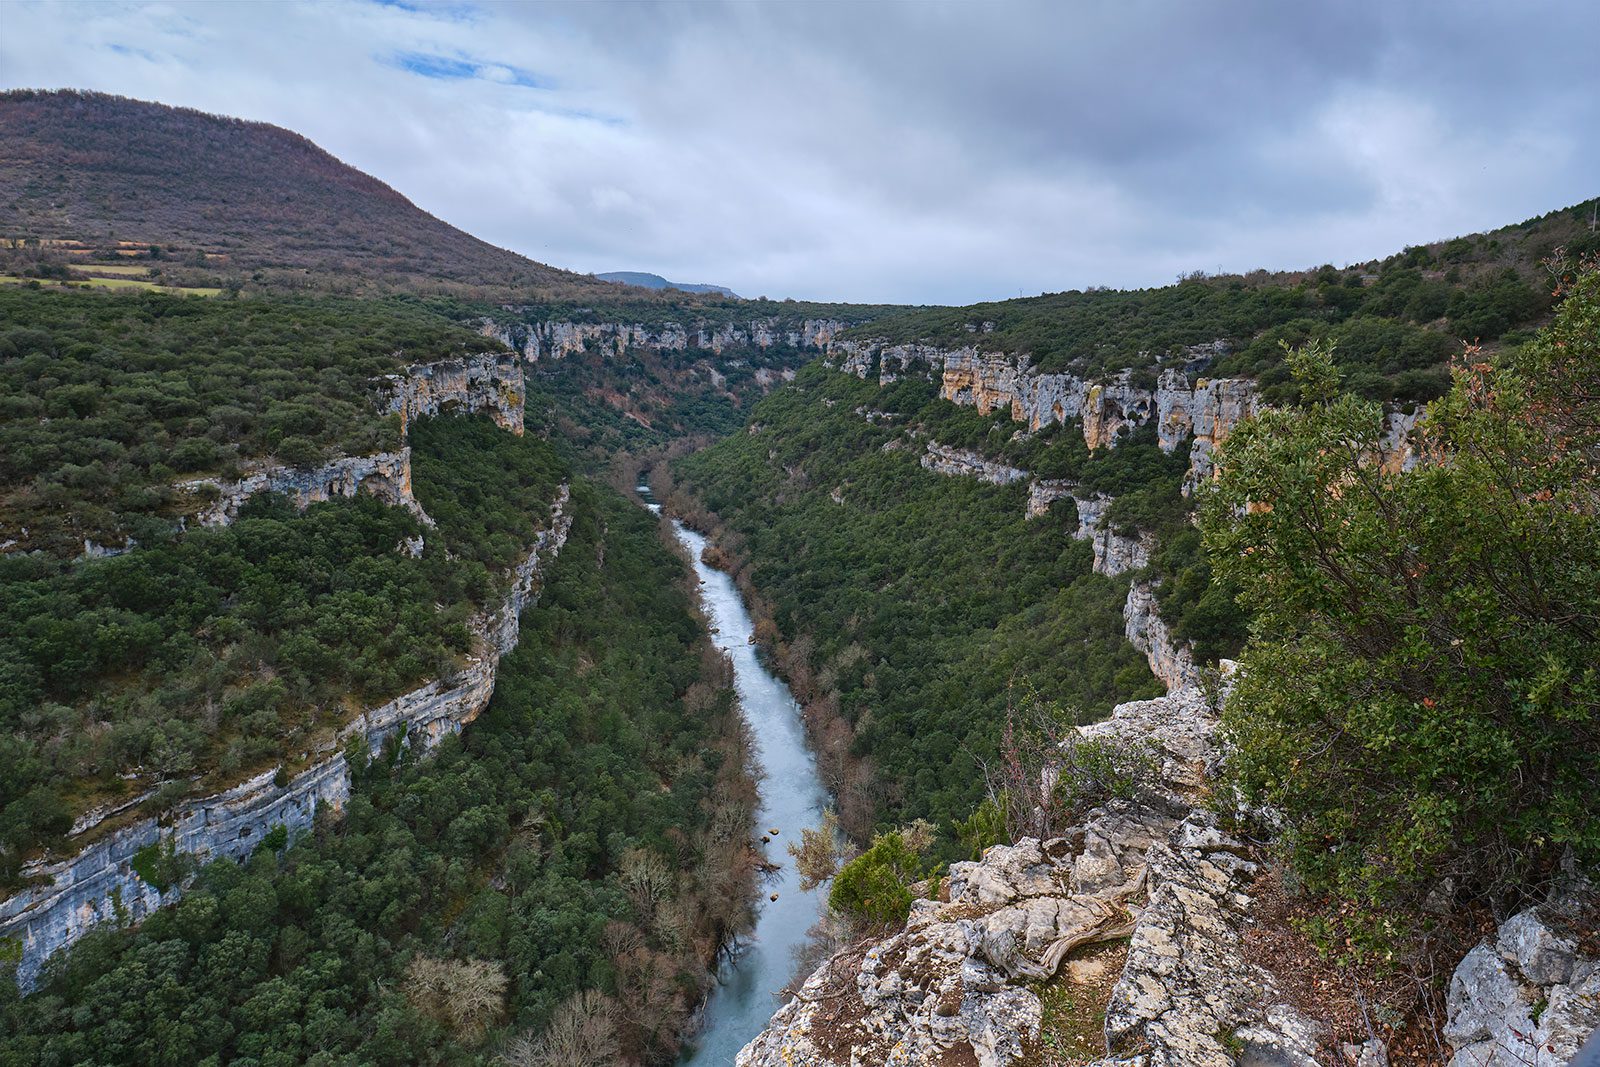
(640, 493, 831, 1064)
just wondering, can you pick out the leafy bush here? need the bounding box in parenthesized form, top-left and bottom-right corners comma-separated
(1203, 274, 1600, 916)
(829, 831, 926, 927)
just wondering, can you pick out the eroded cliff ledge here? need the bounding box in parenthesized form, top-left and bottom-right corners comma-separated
(1, 352, 540, 991)
(917, 439, 1191, 691)
(830, 340, 1420, 493)
(0, 487, 572, 992)
(478, 316, 849, 362)
(178, 352, 524, 535)
(737, 677, 1335, 1067)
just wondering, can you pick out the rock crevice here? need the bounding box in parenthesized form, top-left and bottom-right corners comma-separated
(737, 681, 1328, 1067)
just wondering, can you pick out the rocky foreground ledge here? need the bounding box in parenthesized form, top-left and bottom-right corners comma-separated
(736, 684, 1600, 1067)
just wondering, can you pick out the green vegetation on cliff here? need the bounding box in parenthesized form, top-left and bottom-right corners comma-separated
(1205, 264, 1600, 929)
(668, 364, 1163, 840)
(844, 200, 1600, 396)
(0, 288, 495, 554)
(1, 481, 754, 1066)
(0, 416, 563, 886)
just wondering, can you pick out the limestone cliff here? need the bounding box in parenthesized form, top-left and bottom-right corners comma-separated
(919, 443, 1029, 485)
(1123, 582, 1198, 692)
(827, 340, 1422, 491)
(0, 488, 572, 992)
(478, 316, 848, 362)
(178, 352, 525, 533)
(179, 448, 430, 530)
(920, 440, 1186, 690)
(382, 351, 525, 436)
(737, 679, 1333, 1067)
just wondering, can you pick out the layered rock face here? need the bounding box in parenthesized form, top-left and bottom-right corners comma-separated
(920, 443, 1029, 485)
(478, 317, 848, 362)
(179, 353, 525, 534)
(179, 449, 429, 530)
(919, 441, 1186, 690)
(1443, 877, 1600, 1066)
(738, 682, 1331, 1067)
(0, 488, 572, 992)
(1122, 583, 1198, 692)
(383, 351, 525, 436)
(830, 341, 1423, 491)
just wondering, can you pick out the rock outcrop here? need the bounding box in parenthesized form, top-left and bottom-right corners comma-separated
(0, 488, 572, 992)
(178, 352, 526, 532)
(383, 351, 525, 436)
(478, 317, 848, 362)
(920, 443, 1030, 485)
(738, 680, 1331, 1067)
(179, 448, 430, 530)
(1442, 876, 1600, 1067)
(919, 442, 1185, 689)
(1123, 583, 1198, 692)
(829, 341, 1423, 492)
(1073, 494, 1154, 578)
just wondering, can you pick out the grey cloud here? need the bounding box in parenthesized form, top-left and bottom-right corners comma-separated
(2, 0, 1596, 303)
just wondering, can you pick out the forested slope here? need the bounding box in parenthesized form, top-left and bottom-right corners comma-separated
(846, 197, 1600, 397)
(1, 479, 755, 1064)
(667, 366, 1167, 840)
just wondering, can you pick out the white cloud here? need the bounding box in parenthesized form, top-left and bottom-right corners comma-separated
(2, 0, 1596, 303)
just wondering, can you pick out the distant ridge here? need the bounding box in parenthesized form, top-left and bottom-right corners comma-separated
(0, 89, 640, 299)
(596, 270, 740, 299)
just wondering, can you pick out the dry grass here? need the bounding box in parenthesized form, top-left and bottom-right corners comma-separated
(1026, 940, 1128, 1066)
(1240, 867, 1490, 1066)
(0, 274, 220, 296)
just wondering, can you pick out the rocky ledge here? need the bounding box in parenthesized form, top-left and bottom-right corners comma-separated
(179, 448, 430, 531)
(479, 316, 847, 362)
(0, 488, 572, 992)
(738, 683, 1333, 1067)
(1442, 874, 1599, 1066)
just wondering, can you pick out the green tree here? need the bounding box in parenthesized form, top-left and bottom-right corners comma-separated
(1202, 275, 1600, 919)
(828, 830, 926, 927)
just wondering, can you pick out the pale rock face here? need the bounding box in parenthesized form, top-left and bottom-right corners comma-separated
(1123, 583, 1198, 693)
(829, 340, 1425, 495)
(0, 488, 573, 992)
(1026, 479, 1076, 519)
(1443, 882, 1600, 1067)
(739, 682, 1330, 1067)
(920, 443, 1030, 485)
(383, 351, 525, 437)
(1095, 816, 1326, 1067)
(180, 352, 525, 533)
(922, 448, 1186, 689)
(479, 317, 849, 362)
(1073, 494, 1155, 577)
(179, 449, 429, 530)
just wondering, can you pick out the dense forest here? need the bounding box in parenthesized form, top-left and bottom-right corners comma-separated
(0, 480, 756, 1066)
(666, 365, 1165, 841)
(843, 199, 1600, 395)
(0, 288, 498, 553)
(0, 415, 565, 885)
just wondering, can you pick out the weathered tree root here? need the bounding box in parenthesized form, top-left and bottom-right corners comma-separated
(1015, 865, 1148, 980)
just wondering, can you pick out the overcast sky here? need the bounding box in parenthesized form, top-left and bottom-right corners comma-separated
(4, 0, 1597, 304)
